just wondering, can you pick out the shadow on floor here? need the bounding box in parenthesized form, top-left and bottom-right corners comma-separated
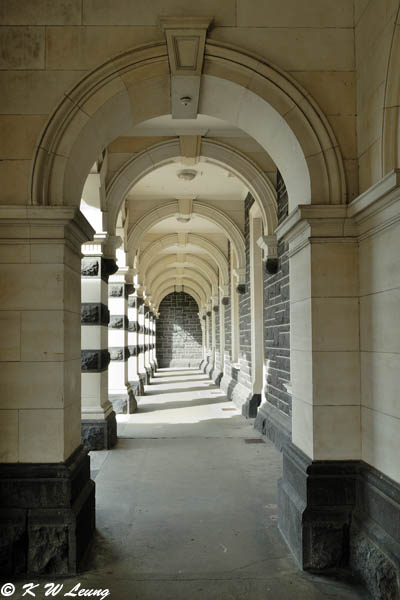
(132, 396, 229, 413)
(143, 385, 222, 396)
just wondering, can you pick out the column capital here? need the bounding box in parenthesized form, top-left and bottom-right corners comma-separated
(276, 205, 357, 257)
(82, 232, 122, 260)
(0, 205, 95, 248)
(257, 234, 279, 274)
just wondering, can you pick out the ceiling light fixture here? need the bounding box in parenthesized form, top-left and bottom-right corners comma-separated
(177, 169, 197, 182)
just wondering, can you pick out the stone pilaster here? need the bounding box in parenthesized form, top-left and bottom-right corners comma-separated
(0, 206, 95, 576)
(108, 271, 136, 413)
(276, 204, 361, 572)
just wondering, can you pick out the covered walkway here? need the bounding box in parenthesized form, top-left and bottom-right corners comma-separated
(55, 369, 368, 599)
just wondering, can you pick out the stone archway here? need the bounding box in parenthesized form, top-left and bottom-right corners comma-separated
(107, 138, 277, 237)
(31, 40, 346, 219)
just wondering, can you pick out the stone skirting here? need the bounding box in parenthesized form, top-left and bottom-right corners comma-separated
(254, 400, 291, 451)
(350, 465, 400, 599)
(81, 411, 117, 451)
(0, 446, 95, 576)
(278, 442, 400, 600)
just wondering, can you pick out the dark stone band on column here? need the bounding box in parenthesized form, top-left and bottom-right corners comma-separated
(128, 345, 138, 356)
(0, 445, 94, 576)
(81, 411, 117, 451)
(128, 296, 137, 308)
(81, 257, 100, 277)
(128, 320, 139, 332)
(109, 346, 130, 361)
(81, 257, 118, 282)
(81, 349, 110, 372)
(109, 284, 123, 297)
(81, 303, 110, 326)
(108, 315, 129, 329)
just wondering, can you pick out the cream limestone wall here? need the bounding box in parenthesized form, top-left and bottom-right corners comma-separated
(355, 0, 400, 192)
(349, 172, 400, 484)
(1, 0, 356, 208)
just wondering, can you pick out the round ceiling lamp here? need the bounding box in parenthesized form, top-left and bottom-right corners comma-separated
(177, 169, 197, 182)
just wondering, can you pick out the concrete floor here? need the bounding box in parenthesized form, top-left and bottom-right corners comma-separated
(10, 369, 369, 599)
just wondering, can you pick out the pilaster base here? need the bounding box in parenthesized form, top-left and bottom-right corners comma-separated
(277, 442, 400, 600)
(109, 387, 137, 414)
(211, 369, 223, 386)
(139, 370, 149, 386)
(0, 446, 95, 577)
(254, 401, 291, 451)
(81, 411, 117, 450)
(128, 379, 142, 397)
(220, 373, 257, 417)
(205, 359, 214, 376)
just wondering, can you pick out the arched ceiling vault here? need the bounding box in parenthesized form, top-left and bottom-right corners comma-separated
(108, 139, 277, 237)
(146, 255, 219, 295)
(138, 233, 230, 289)
(127, 200, 246, 273)
(150, 268, 212, 301)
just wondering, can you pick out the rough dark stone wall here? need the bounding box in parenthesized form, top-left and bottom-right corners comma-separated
(238, 193, 253, 391)
(156, 292, 202, 367)
(263, 173, 291, 416)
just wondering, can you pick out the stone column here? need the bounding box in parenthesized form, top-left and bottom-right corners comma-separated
(0, 206, 95, 576)
(108, 270, 136, 413)
(276, 205, 360, 571)
(81, 238, 119, 450)
(136, 292, 147, 386)
(127, 290, 142, 397)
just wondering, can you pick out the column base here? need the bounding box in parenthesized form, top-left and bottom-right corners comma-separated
(0, 446, 95, 577)
(109, 387, 137, 414)
(128, 379, 142, 397)
(138, 370, 149, 386)
(81, 411, 117, 451)
(277, 442, 400, 600)
(254, 401, 291, 451)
